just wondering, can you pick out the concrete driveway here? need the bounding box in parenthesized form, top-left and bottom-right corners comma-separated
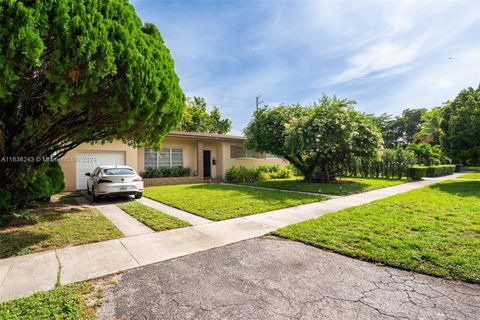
(98, 237, 480, 320)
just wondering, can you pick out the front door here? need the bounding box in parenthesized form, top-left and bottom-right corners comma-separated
(203, 150, 211, 178)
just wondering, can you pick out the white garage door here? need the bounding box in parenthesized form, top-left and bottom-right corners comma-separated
(76, 151, 125, 190)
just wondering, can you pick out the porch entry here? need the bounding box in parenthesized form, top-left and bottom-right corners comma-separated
(203, 150, 211, 178)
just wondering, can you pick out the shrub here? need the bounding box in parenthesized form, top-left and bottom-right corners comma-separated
(454, 164, 463, 172)
(257, 172, 271, 181)
(225, 166, 258, 183)
(226, 165, 294, 183)
(425, 165, 456, 177)
(0, 161, 65, 226)
(274, 166, 294, 179)
(255, 165, 280, 174)
(144, 166, 191, 178)
(407, 166, 427, 181)
(170, 166, 191, 177)
(255, 164, 294, 179)
(18, 161, 64, 201)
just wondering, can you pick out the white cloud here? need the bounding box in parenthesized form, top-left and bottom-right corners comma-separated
(328, 1, 480, 85)
(331, 41, 422, 84)
(363, 46, 480, 114)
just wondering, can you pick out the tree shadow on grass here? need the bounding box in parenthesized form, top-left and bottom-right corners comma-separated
(36, 208, 85, 223)
(183, 183, 324, 204)
(0, 206, 92, 259)
(429, 180, 480, 199)
(0, 230, 51, 259)
(244, 179, 371, 195)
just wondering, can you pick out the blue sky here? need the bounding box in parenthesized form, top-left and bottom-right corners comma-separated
(131, 0, 480, 134)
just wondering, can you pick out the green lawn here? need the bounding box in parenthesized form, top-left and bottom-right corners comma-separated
(0, 276, 117, 320)
(0, 282, 96, 320)
(458, 173, 480, 179)
(274, 180, 480, 283)
(144, 183, 326, 221)
(240, 177, 406, 195)
(118, 201, 190, 231)
(0, 205, 122, 259)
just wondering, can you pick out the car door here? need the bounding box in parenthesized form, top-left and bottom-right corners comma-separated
(88, 167, 100, 191)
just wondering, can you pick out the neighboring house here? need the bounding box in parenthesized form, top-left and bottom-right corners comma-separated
(60, 131, 286, 191)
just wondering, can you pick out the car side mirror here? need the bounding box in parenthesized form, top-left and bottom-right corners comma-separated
(85, 172, 91, 177)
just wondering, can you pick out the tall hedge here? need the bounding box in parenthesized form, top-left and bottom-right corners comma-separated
(346, 148, 416, 179)
(425, 165, 456, 177)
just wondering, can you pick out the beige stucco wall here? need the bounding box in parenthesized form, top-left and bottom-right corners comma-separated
(60, 141, 139, 192)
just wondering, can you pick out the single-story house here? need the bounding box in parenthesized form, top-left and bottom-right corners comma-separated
(60, 131, 286, 191)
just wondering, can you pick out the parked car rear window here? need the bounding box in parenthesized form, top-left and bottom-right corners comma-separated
(102, 168, 135, 176)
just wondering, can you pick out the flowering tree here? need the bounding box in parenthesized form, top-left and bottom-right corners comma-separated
(245, 96, 382, 181)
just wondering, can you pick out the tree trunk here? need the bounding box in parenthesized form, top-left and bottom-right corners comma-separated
(284, 155, 336, 183)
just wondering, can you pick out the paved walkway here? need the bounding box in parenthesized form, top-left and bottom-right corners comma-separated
(137, 197, 211, 225)
(94, 204, 154, 236)
(0, 174, 461, 302)
(98, 238, 480, 320)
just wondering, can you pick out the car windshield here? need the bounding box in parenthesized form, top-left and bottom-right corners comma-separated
(102, 168, 135, 176)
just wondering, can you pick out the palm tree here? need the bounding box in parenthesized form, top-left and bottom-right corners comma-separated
(413, 108, 444, 145)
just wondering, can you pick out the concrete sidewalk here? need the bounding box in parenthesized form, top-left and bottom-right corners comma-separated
(95, 204, 154, 236)
(0, 174, 461, 302)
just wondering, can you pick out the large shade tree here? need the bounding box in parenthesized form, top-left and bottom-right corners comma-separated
(0, 0, 184, 217)
(441, 85, 480, 164)
(245, 96, 382, 182)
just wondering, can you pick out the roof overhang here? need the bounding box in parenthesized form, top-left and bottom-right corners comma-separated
(166, 131, 245, 142)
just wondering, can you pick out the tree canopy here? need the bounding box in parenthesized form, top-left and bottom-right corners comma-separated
(440, 85, 480, 164)
(176, 97, 232, 134)
(245, 96, 381, 181)
(371, 85, 480, 165)
(0, 0, 184, 218)
(371, 108, 427, 148)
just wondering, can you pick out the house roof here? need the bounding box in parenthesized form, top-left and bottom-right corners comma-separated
(167, 131, 245, 142)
